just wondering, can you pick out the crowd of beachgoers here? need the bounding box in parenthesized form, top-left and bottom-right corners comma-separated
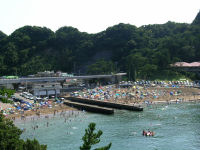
(14, 108, 82, 134)
(123, 80, 199, 86)
(1, 80, 200, 119)
(0, 97, 75, 120)
(70, 80, 200, 105)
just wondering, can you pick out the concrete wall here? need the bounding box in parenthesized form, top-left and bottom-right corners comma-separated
(33, 89, 60, 97)
(0, 84, 14, 89)
(66, 97, 143, 111)
(64, 101, 114, 114)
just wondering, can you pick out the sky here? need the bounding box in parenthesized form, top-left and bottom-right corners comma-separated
(0, 0, 200, 35)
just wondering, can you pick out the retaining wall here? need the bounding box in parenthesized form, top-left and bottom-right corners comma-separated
(66, 97, 143, 111)
(64, 101, 114, 114)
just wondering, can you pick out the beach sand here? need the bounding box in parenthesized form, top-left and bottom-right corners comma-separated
(68, 86, 200, 105)
(3, 87, 200, 119)
(7, 103, 77, 120)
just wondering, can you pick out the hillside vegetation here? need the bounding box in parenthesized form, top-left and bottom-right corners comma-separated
(0, 11, 200, 80)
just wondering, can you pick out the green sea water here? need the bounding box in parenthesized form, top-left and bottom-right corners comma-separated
(15, 102, 200, 150)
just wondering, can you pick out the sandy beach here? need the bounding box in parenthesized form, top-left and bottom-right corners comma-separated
(6, 103, 77, 120)
(1, 85, 200, 120)
(70, 86, 200, 105)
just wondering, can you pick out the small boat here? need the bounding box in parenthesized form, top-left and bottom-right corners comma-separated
(142, 130, 155, 136)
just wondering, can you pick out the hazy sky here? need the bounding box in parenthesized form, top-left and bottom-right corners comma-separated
(0, 0, 200, 35)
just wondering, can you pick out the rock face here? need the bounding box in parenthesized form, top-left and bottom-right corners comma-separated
(192, 10, 200, 25)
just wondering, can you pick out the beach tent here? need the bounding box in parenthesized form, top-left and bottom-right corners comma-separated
(16, 106, 21, 110)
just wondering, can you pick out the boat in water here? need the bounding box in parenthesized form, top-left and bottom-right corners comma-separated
(142, 130, 155, 136)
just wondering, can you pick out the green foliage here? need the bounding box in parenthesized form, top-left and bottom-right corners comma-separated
(22, 139, 47, 150)
(0, 98, 13, 104)
(87, 59, 115, 75)
(192, 11, 200, 25)
(0, 11, 200, 80)
(80, 123, 111, 150)
(0, 31, 7, 41)
(0, 88, 15, 98)
(0, 113, 23, 150)
(0, 88, 15, 104)
(0, 113, 47, 150)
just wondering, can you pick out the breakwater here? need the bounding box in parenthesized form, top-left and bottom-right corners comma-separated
(65, 97, 143, 111)
(64, 100, 114, 114)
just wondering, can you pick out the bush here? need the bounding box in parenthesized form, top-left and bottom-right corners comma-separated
(0, 97, 13, 104)
(80, 122, 111, 150)
(0, 113, 47, 150)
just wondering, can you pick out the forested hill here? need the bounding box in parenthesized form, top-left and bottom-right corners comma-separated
(0, 11, 200, 80)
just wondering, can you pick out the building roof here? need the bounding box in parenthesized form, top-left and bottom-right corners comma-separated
(171, 62, 200, 67)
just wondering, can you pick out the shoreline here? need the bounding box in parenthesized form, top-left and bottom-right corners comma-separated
(139, 97, 200, 107)
(69, 95, 200, 108)
(10, 98, 200, 126)
(3, 86, 200, 119)
(6, 103, 77, 121)
(6, 96, 200, 120)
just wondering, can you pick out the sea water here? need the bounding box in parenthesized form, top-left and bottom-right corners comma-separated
(15, 102, 200, 150)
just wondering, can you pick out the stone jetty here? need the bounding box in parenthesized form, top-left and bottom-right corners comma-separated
(65, 97, 143, 111)
(64, 100, 114, 114)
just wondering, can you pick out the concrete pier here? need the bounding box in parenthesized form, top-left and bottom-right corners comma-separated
(64, 100, 114, 114)
(65, 97, 143, 111)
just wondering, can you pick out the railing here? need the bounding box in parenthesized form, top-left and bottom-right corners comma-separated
(0, 73, 126, 84)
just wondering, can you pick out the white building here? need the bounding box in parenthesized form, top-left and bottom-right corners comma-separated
(31, 82, 62, 97)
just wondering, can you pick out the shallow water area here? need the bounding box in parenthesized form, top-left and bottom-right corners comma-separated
(15, 102, 200, 150)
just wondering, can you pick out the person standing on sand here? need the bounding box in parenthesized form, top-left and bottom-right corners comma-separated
(36, 111, 40, 118)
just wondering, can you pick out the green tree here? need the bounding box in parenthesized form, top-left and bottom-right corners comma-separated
(0, 88, 15, 98)
(126, 53, 146, 80)
(80, 123, 111, 150)
(0, 56, 7, 75)
(0, 11, 200, 79)
(87, 60, 114, 75)
(192, 10, 200, 25)
(4, 42, 18, 66)
(0, 113, 47, 150)
(23, 139, 47, 150)
(0, 113, 23, 150)
(0, 31, 7, 41)
(140, 64, 157, 79)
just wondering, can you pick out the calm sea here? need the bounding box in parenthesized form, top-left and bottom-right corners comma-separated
(15, 102, 200, 150)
